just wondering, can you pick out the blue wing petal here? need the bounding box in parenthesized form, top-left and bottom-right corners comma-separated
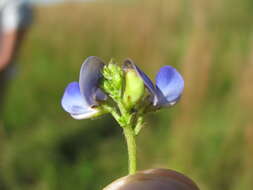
(79, 56, 106, 106)
(61, 82, 99, 119)
(155, 66, 184, 106)
(124, 59, 160, 105)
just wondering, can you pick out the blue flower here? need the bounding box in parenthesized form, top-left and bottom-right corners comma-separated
(61, 56, 107, 119)
(62, 56, 184, 120)
(124, 59, 184, 108)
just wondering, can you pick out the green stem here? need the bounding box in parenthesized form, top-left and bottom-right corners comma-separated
(123, 126, 137, 175)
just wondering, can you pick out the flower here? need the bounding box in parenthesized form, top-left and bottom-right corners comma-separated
(124, 59, 184, 108)
(103, 168, 199, 190)
(61, 56, 184, 120)
(61, 56, 107, 119)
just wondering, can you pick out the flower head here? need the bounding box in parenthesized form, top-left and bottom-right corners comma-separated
(61, 56, 107, 119)
(124, 59, 184, 109)
(61, 57, 184, 121)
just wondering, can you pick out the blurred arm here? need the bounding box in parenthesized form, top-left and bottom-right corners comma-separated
(0, 30, 22, 71)
(0, 1, 33, 71)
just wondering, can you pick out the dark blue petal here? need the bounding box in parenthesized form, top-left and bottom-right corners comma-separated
(155, 66, 184, 105)
(124, 59, 160, 104)
(61, 82, 99, 119)
(79, 56, 106, 106)
(95, 88, 107, 101)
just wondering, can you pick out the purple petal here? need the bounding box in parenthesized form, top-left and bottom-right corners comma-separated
(79, 56, 106, 106)
(124, 59, 159, 104)
(155, 66, 184, 105)
(61, 82, 99, 119)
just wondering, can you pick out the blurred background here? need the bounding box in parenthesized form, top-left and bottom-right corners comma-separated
(1, 0, 253, 189)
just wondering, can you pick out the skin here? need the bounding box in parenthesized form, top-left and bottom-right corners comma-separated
(103, 169, 200, 190)
(0, 29, 26, 72)
(0, 29, 27, 115)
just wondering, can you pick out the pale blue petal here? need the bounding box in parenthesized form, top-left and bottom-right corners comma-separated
(79, 56, 106, 106)
(61, 82, 99, 119)
(155, 66, 184, 105)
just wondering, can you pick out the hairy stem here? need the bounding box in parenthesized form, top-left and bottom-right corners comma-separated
(134, 116, 144, 135)
(123, 126, 137, 174)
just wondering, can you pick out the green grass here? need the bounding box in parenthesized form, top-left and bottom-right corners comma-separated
(1, 0, 253, 189)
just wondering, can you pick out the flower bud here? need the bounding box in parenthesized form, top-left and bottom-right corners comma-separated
(101, 60, 124, 100)
(123, 69, 145, 109)
(103, 168, 199, 190)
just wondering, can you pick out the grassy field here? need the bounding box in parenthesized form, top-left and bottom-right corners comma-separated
(1, 0, 253, 189)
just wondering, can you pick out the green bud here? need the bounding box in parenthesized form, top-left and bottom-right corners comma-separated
(123, 69, 145, 109)
(101, 59, 124, 100)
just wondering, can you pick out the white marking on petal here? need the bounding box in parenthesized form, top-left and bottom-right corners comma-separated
(70, 108, 100, 120)
(169, 101, 177, 106)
